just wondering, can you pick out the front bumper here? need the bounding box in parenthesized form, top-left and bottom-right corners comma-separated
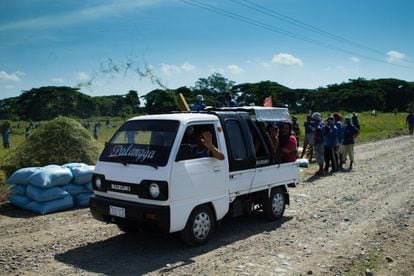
(90, 195, 171, 232)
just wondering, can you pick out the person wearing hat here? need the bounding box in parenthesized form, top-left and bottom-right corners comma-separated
(311, 112, 326, 175)
(342, 116, 360, 170)
(324, 116, 339, 173)
(191, 94, 206, 112)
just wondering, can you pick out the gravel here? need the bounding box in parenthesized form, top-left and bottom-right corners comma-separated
(0, 135, 413, 275)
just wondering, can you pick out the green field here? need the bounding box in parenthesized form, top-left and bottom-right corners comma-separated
(0, 112, 410, 201)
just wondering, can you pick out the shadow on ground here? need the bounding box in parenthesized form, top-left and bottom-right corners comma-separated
(55, 214, 292, 275)
(0, 203, 38, 219)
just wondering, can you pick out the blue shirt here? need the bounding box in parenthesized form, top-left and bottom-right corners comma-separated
(191, 102, 206, 112)
(304, 121, 313, 134)
(335, 121, 344, 144)
(228, 99, 238, 107)
(406, 114, 414, 125)
(343, 125, 359, 145)
(324, 124, 338, 147)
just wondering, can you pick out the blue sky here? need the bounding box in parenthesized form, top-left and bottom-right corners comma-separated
(1, 0, 413, 100)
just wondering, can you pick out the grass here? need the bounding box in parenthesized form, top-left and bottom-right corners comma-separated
(343, 250, 383, 275)
(294, 111, 408, 144)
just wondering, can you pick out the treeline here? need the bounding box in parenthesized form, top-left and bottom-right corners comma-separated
(0, 75, 413, 120)
(0, 87, 141, 120)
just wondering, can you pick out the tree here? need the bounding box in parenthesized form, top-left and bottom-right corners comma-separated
(124, 90, 140, 113)
(142, 89, 178, 114)
(194, 73, 235, 94)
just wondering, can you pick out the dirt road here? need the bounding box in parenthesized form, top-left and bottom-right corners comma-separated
(1, 136, 413, 275)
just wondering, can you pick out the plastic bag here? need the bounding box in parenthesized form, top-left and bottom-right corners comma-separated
(9, 184, 27, 195)
(6, 167, 41, 185)
(28, 166, 73, 188)
(8, 194, 32, 209)
(25, 195, 74, 215)
(26, 185, 69, 202)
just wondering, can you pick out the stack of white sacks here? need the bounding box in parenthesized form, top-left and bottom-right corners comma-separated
(7, 163, 95, 215)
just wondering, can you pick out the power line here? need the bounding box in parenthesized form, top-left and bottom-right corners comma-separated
(231, 0, 414, 65)
(178, 0, 414, 70)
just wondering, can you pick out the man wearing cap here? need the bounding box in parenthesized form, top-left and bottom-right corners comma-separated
(191, 94, 206, 112)
(342, 116, 360, 170)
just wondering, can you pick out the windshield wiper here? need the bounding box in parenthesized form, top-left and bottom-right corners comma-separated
(136, 161, 158, 170)
(107, 155, 129, 166)
(106, 155, 158, 169)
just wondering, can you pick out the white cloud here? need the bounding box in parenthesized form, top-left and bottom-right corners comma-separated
(209, 67, 225, 74)
(350, 56, 360, 63)
(387, 50, 405, 63)
(180, 62, 195, 71)
(0, 0, 161, 32)
(77, 72, 90, 81)
(272, 53, 303, 66)
(5, 85, 14, 89)
(227, 64, 244, 75)
(51, 77, 64, 83)
(15, 70, 26, 76)
(0, 70, 21, 82)
(161, 63, 181, 76)
(160, 62, 195, 76)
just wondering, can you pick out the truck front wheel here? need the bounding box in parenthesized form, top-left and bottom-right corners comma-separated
(180, 205, 215, 246)
(263, 188, 286, 221)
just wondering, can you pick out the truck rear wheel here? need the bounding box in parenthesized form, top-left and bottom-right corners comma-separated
(263, 188, 285, 221)
(180, 205, 215, 246)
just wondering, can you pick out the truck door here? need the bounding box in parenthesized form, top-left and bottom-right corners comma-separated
(170, 122, 227, 205)
(221, 116, 256, 195)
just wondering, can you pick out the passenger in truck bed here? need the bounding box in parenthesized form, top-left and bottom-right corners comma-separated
(279, 121, 297, 163)
(266, 124, 279, 162)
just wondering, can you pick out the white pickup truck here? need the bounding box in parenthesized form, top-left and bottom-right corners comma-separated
(90, 107, 299, 245)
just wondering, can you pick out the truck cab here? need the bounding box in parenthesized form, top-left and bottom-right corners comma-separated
(90, 108, 299, 245)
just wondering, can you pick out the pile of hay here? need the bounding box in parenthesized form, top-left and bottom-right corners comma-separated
(2, 117, 99, 177)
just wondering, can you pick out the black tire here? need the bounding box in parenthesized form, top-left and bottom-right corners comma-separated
(263, 188, 286, 221)
(180, 205, 215, 246)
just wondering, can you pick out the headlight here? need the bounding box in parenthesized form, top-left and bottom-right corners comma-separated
(149, 183, 160, 198)
(95, 177, 102, 189)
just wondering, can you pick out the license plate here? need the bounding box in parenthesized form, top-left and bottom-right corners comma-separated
(109, 205, 125, 218)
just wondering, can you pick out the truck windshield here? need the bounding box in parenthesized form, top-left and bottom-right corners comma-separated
(99, 120, 179, 167)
